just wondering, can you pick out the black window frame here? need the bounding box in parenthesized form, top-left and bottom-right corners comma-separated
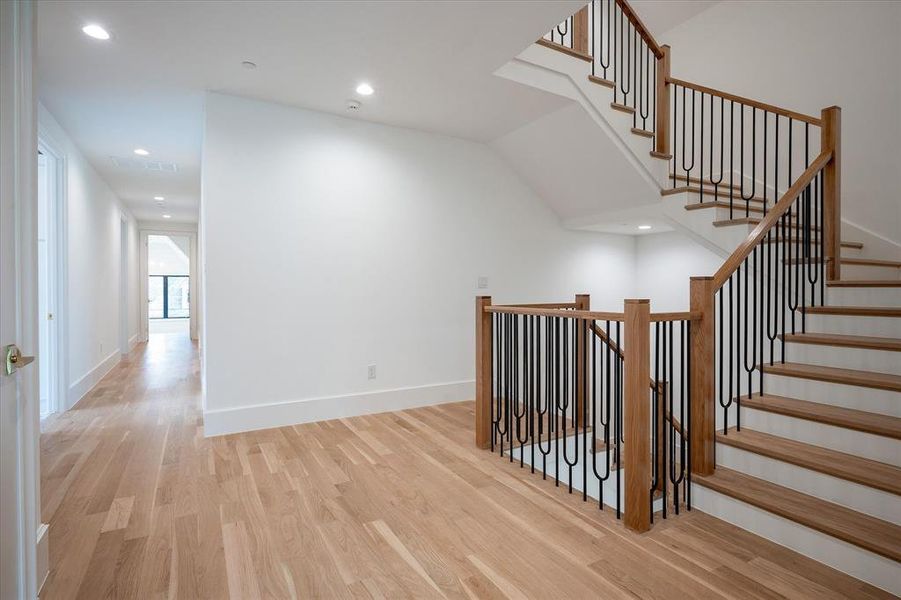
(149, 274, 190, 319)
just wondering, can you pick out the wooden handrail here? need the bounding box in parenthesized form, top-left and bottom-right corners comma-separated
(666, 77, 822, 126)
(650, 311, 700, 322)
(486, 305, 625, 321)
(616, 0, 663, 58)
(501, 302, 578, 309)
(713, 149, 833, 289)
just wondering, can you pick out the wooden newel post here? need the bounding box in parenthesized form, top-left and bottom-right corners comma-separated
(623, 299, 651, 532)
(475, 296, 492, 449)
(689, 277, 715, 476)
(575, 294, 590, 428)
(822, 106, 841, 282)
(655, 45, 671, 156)
(572, 6, 589, 55)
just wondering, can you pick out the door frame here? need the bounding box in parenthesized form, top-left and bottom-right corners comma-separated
(119, 215, 130, 358)
(35, 133, 68, 417)
(140, 228, 198, 342)
(1, 1, 43, 597)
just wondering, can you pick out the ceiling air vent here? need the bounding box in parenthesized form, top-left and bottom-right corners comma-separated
(110, 156, 179, 173)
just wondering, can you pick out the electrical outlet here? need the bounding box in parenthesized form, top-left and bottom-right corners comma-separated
(367, 364, 377, 380)
(477, 276, 488, 289)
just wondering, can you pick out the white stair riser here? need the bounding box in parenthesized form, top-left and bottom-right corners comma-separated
(740, 406, 900, 465)
(715, 443, 900, 524)
(763, 373, 900, 417)
(783, 341, 900, 372)
(805, 314, 901, 337)
(826, 287, 901, 307)
(692, 485, 901, 596)
(841, 264, 901, 280)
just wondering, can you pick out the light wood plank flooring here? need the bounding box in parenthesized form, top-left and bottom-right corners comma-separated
(39, 334, 892, 599)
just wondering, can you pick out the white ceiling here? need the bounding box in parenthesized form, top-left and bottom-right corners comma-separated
(36, 0, 585, 224)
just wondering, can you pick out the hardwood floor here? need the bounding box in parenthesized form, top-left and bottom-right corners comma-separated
(39, 334, 892, 599)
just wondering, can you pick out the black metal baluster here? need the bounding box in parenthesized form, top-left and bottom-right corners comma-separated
(710, 95, 724, 204)
(740, 105, 757, 218)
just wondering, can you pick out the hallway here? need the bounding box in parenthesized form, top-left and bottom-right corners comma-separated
(36, 336, 889, 599)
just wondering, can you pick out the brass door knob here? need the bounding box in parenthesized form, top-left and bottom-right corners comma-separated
(4, 344, 35, 376)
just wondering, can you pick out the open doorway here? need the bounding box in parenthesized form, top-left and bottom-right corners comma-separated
(37, 141, 65, 419)
(147, 234, 191, 339)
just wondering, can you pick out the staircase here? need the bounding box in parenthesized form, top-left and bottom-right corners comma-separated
(692, 279, 900, 591)
(476, 0, 901, 595)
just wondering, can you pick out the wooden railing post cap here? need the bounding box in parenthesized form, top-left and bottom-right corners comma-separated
(822, 105, 841, 112)
(690, 276, 713, 281)
(624, 298, 650, 304)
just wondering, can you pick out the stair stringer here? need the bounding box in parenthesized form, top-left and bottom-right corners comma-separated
(496, 44, 760, 259)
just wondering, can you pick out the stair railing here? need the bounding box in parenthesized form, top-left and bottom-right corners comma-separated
(690, 121, 839, 474)
(475, 295, 697, 532)
(541, 1, 668, 141)
(513, 0, 843, 523)
(538, 0, 840, 281)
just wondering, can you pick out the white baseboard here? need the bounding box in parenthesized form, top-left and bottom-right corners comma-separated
(67, 350, 121, 410)
(203, 380, 474, 437)
(128, 333, 139, 351)
(36, 523, 49, 596)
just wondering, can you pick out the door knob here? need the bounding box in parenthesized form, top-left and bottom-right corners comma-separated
(5, 344, 35, 376)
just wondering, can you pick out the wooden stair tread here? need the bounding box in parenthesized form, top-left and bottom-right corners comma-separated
(842, 257, 901, 268)
(649, 151, 672, 160)
(787, 257, 895, 266)
(610, 102, 636, 114)
(684, 202, 776, 217)
(716, 428, 901, 495)
(806, 305, 901, 317)
(693, 467, 901, 561)
(663, 187, 768, 205)
(761, 362, 901, 392)
(827, 280, 901, 288)
(782, 332, 901, 351)
(588, 74, 615, 88)
(535, 38, 592, 62)
(741, 393, 901, 439)
(630, 127, 654, 138)
(760, 238, 863, 250)
(669, 173, 745, 193)
(713, 217, 818, 232)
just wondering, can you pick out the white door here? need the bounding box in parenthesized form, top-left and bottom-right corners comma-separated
(1, 1, 42, 597)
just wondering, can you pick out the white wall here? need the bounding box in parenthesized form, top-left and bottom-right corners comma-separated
(201, 92, 638, 435)
(38, 104, 140, 409)
(634, 231, 724, 311)
(660, 0, 901, 243)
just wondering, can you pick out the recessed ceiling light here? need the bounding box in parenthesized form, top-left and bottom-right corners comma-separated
(162, 214, 171, 219)
(133, 148, 150, 156)
(355, 83, 374, 96)
(638, 224, 652, 230)
(241, 60, 257, 70)
(82, 24, 110, 40)
(153, 196, 164, 201)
